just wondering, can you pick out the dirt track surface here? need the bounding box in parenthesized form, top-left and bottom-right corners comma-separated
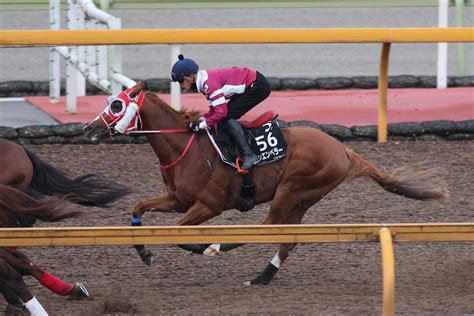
(1, 140, 473, 315)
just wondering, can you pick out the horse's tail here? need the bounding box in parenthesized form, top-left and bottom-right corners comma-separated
(344, 147, 448, 201)
(24, 148, 131, 207)
(0, 185, 83, 225)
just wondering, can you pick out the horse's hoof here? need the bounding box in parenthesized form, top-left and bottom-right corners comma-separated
(73, 282, 90, 298)
(140, 250, 154, 266)
(203, 244, 220, 256)
(246, 274, 272, 286)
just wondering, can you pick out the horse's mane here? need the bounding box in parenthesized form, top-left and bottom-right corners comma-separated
(146, 92, 203, 122)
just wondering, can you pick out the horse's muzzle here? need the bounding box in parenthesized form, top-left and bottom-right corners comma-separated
(83, 125, 108, 144)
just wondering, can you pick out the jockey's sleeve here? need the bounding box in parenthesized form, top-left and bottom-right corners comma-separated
(201, 87, 229, 127)
(204, 103, 228, 127)
(204, 106, 214, 119)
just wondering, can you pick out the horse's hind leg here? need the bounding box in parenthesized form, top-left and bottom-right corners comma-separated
(0, 259, 28, 309)
(246, 194, 326, 286)
(0, 280, 24, 309)
(247, 154, 350, 285)
(0, 248, 89, 298)
(0, 257, 49, 315)
(244, 201, 317, 285)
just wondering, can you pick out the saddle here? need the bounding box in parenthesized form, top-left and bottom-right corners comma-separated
(207, 111, 287, 172)
(206, 111, 287, 212)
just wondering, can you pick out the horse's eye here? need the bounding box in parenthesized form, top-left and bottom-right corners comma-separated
(110, 101, 123, 114)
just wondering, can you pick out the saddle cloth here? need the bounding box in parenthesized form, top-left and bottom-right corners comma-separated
(206, 111, 287, 170)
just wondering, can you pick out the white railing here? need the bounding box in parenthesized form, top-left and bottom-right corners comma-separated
(49, 0, 136, 113)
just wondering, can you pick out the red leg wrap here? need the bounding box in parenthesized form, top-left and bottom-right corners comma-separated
(40, 271, 74, 296)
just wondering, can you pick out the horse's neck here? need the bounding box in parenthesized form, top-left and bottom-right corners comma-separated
(140, 96, 189, 165)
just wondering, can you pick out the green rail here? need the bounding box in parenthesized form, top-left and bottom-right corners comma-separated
(1, 0, 472, 10)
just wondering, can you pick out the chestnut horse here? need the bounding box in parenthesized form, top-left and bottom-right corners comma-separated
(84, 83, 448, 285)
(0, 185, 88, 314)
(0, 138, 130, 207)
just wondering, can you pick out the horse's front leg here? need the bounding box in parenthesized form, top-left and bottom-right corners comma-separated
(175, 200, 223, 254)
(131, 194, 180, 266)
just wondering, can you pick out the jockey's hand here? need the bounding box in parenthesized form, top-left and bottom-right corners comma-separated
(188, 121, 200, 132)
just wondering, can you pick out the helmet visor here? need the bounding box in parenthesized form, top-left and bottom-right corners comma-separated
(171, 73, 186, 84)
(171, 73, 181, 82)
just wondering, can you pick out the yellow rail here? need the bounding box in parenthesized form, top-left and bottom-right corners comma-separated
(1, 27, 473, 142)
(0, 222, 472, 316)
(0, 223, 473, 246)
(0, 28, 472, 46)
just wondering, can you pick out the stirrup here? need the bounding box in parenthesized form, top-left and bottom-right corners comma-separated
(241, 154, 261, 170)
(235, 158, 250, 175)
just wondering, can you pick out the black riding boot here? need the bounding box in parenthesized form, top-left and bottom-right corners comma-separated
(225, 119, 261, 170)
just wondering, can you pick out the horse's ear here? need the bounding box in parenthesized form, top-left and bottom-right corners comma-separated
(130, 81, 145, 98)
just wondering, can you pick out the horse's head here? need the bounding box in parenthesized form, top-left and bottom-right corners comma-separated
(84, 82, 146, 143)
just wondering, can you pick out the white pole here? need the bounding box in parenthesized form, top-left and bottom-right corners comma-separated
(49, 0, 61, 103)
(66, 0, 77, 113)
(109, 17, 123, 95)
(437, 0, 448, 89)
(74, 1, 86, 97)
(56, 46, 111, 91)
(455, 0, 466, 76)
(97, 21, 109, 84)
(170, 45, 181, 111)
(85, 19, 98, 82)
(112, 73, 136, 89)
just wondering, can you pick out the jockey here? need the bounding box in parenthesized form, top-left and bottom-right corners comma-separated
(171, 54, 271, 170)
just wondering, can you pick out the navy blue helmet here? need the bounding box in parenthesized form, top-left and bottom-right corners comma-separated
(171, 54, 199, 82)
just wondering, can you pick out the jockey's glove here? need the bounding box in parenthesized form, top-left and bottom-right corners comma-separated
(188, 120, 208, 132)
(188, 121, 200, 132)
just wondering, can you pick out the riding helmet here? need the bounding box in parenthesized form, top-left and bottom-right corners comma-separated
(171, 54, 199, 82)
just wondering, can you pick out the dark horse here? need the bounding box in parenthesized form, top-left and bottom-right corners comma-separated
(84, 83, 448, 285)
(0, 184, 88, 314)
(0, 138, 131, 207)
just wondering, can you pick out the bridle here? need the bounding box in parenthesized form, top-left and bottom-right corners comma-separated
(91, 88, 198, 170)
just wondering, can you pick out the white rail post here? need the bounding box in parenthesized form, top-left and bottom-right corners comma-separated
(97, 21, 109, 86)
(170, 45, 181, 110)
(437, 0, 448, 89)
(455, 0, 466, 76)
(109, 17, 123, 95)
(66, 0, 78, 113)
(85, 18, 98, 88)
(75, 0, 86, 97)
(49, 0, 61, 103)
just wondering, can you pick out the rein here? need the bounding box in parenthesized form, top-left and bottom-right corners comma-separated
(126, 130, 188, 134)
(158, 133, 196, 170)
(127, 129, 196, 170)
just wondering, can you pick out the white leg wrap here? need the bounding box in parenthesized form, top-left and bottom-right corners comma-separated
(203, 244, 220, 256)
(270, 251, 281, 268)
(24, 296, 48, 316)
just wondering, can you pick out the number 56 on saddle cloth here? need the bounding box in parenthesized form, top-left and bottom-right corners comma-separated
(206, 113, 287, 170)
